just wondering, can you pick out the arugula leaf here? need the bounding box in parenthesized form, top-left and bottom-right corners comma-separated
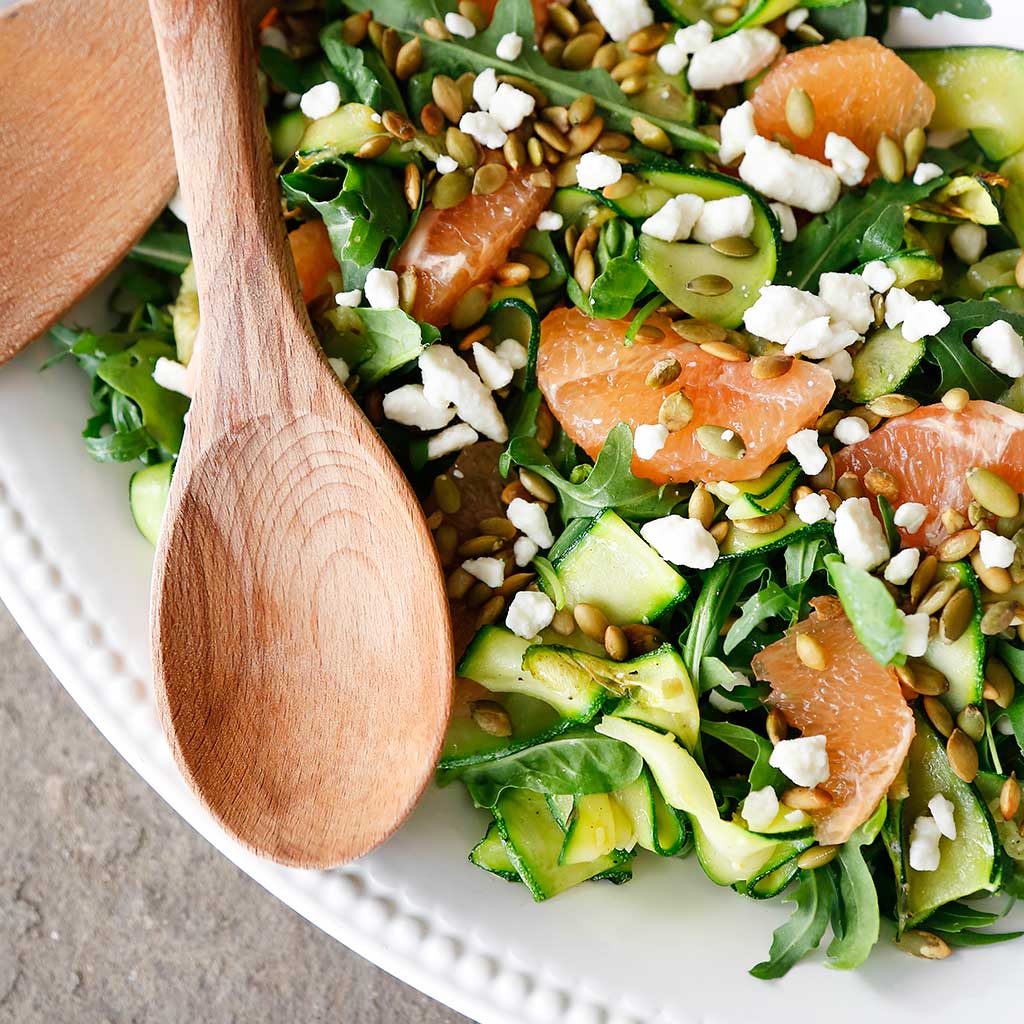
(809, 0, 868, 39)
(859, 204, 906, 263)
(785, 535, 826, 588)
(130, 224, 191, 274)
(826, 800, 885, 969)
(893, 0, 991, 17)
(933, 928, 1024, 946)
(461, 732, 643, 808)
(505, 423, 686, 523)
(750, 869, 834, 979)
(781, 175, 947, 291)
(824, 554, 906, 666)
(282, 158, 410, 289)
(319, 22, 407, 113)
(321, 306, 438, 386)
(701, 719, 786, 792)
(259, 46, 327, 94)
(723, 582, 798, 655)
(343, 0, 714, 152)
(566, 219, 652, 320)
(927, 300, 1019, 399)
(926, 901, 1009, 933)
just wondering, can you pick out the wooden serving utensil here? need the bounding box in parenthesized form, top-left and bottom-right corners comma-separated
(146, 0, 453, 867)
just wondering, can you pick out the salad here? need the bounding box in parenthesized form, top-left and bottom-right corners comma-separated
(49, 0, 1024, 977)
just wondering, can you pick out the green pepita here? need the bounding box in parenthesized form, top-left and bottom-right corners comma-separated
(431, 170, 471, 210)
(686, 275, 733, 297)
(877, 134, 906, 184)
(966, 466, 1021, 519)
(710, 236, 758, 258)
(785, 88, 816, 140)
(659, 391, 694, 432)
(696, 424, 745, 460)
(645, 357, 682, 389)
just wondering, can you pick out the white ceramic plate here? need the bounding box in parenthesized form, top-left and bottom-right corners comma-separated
(2, 7, 1021, 1021)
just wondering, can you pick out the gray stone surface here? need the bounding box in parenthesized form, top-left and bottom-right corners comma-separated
(0, 603, 473, 1024)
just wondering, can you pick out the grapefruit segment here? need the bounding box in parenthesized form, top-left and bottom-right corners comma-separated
(752, 596, 915, 846)
(536, 308, 835, 484)
(833, 400, 1024, 548)
(750, 37, 935, 177)
(391, 167, 554, 328)
(288, 219, 340, 303)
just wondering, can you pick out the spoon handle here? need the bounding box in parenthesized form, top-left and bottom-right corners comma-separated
(147, 0, 319, 416)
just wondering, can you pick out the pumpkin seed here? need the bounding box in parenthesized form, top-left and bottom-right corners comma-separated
(569, 116, 606, 155)
(473, 162, 509, 196)
(499, 572, 536, 596)
(592, 42, 620, 71)
(700, 340, 748, 362)
(630, 115, 671, 153)
(627, 23, 667, 53)
(342, 11, 371, 45)
(380, 27, 402, 71)
(659, 391, 694, 432)
(355, 135, 392, 159)
(445, 127, 478, 170)
(646, 357, 682, 389)
(836, 471, 864, 500)
(574, 602, 609, 642)
(478, 516, 518, 540)
(501, 135, 525, 170)
(422, 16, 451, 40)
(1001, 774, 1021, 821)
(433, 474, 462, 514)
(895, 930, 951, 960)
(436, 525, 458, 565)
(602, 172, 637, 200)
(671, 319, 727, 344)
(550, 608, 576, 635)
(710, 235, 758, 259)
(972, 548, 1013, 594)
(403, 162, 422, 210)
(518, 250, 551, 279)
(981, 600, 1016, 636)
(710, 521, 730, 543)
(867, 393, 919, 418)
(450, 283, 490, 329)
(696, 424, 745, 460)
(532, 121, 568, 155)
(431, 170, 471, 210)
(476, 594, 506, 629)
(501, 481, 530, 505)
(549, 2, 580, 36)
(751, 354, 793, 380)
(621, 623, 666, 655)
(785, 87, 816, 140)
(1016, 252, 1024, 291)
(535, 403, 555, 449)
(604, 624, 629, 661)
(899, 662, 949, 697)
(877, 134, 905, 183)
(471, 699, 513, 736)
(459, 0, 488, 29)
(619, 74, 647, 96)
(796, 633, 828, 670)
(936, 528, 980, 563)
(916, 576, 959, 616)
(595, 131, 631, 152)
(447, 565, 476, 599)
(966, 466, 1020, 518)
(466, 581, 493, 609)
(767, 708, 788, 745)
(367, 19, 384, 51)
(574, 249, 596, 293)
(541, 32, 564, 63)
(902, 126, 926, 173)
(636, 324, 664, 341)
(458, 534, 503, 558)
(420, 102, 445, 136)
(432, 76, 464, 123)
(796, 845, 838, 870)
(495, 261, 530, 287)
(957, 704, 986, 743)
(395, 36, 422, 80)
(864, 466, 899, 503)
(569, 94, 596, 125)
(611, 55, 649, 83)
(984, 658, 1015, 709)
(562, 32, 602, 69)
(782, 786, 833, 811)
(941, 508, 968, 534)
(519, 468, 558, 502)
(923, 695, 954, 738)
(426, 509, 444, 531)
(688, 484, 715, 529)
(733, 512, 785, 534)
(941, 387, 970, 413)
(686, 274, 733, 297)
(808, 448, 836, 492)
(946, 727, 979, 782)
(939, 587, 974, 643)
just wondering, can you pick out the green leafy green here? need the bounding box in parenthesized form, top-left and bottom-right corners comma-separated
(505, 423, 686, 523)
(825, 554, 906, 666)
(567, 219, 652, 320)
(260, 46, 327, 94)
(282, 158, 410, 289)
(319, 22, 407, 113)
(750, 869, 834, 979)
(826, 800, 885, 969)
(934, 928, 1024, 946)
(461, 733, 644, 808)
(701, 719, 786, 792)
(894, 0, 991, 17)
(723, 583, 797, 655)
(785, 535, 826, 588)
(876, 495, 899, 554)
(809, 0, 867, 38)
(781, 176, 948, 291)
(321, 306, 438, 387)
(926, 901, 1009, 933)
(343, 0, 714, 152)
(859, 204, 907, 263)
(927, 301, 1020, 399)
(130, 224, 191, 274)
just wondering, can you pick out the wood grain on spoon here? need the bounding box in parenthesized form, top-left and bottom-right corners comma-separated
(147, 0, 453, 867)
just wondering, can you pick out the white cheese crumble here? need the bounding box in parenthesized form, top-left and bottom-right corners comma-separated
(770, 735, 830, 788)
(507, 497, 555, 548)
(818, 272, 874, 335)
(459, 111, 507, 149)
(472, 343, 515, 390)
(328, 356, 350, 385)
(494, 338, 528, 369)
(928, 794, 957, 840)
(893, 501, 928, 533)
(784, 316, 858, 360)
(513, 535, 539, 567)
(334, 288, 362, 307)
(979, 529, 1017, 569)
(883, 287, 917, 329)
(640, 194, 704, 242)
(168, 187, 189, 224)
(674, 20, 714, 53)
(973, 319, 1024, 377)
(692, 194, 755, 244)
(426, 422, 479, 460)
(444, 12, 477, 37)
(473, 67, 498, 110)
(909, 814, 942, 872)
(381, 384, 456, 431)
(656, 42, 688, 76)
(743, 285, 829, 345)
(786, 428, 827, 476)
(577, 151, 623, 190)
(900, 611, 930, 658)
(495, 31, 523, 61)
(639, 515, 720, 569)
(900, 299, 950, 343)
(717, 101, 757, 165)
(153, 357, 192, 398)
(364, 268, 399, 310)
(950, 222, 987, 265)
(785, 7, 809, 29)
(299, 81, 341, 120)
(506, 590, 556, 639)
(820, 349, 854, 383)
(461, 556, 505, 588)
(834, 497, 890, 570)
(861, 260, 897, 293)
(912, 162, 944, 186)
(833, 415, 870, 446)
(419, 345, 508, 442)
(770, 202, 798, 243)
(436, 154, 459, 175)
(634, 423, 669, 460)
(536, 210, 564, 232)
(739, 136, 841, 214)
(742, 786, 780, 831)
(489, 82, 536, 132)
(794, 492, 835, 525)
(687, 28, 781, 92)
(824, 132, 870, 187)
(588, 0, 654, 42)
(884, 547, 921, 585)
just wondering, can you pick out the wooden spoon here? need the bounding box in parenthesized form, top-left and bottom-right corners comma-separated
(147, 0, 453, 867)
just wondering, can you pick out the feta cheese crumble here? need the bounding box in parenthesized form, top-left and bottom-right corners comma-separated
(832, 415, 870, 446)
(912, 162, 944, 186)
(824, 132, 869, 187)
(334, 288, 362, 307)
(426, 422, 479, 459)
(770, 735, 830, 788)
(784, 316, 858, 360)
(472, 343, 515, 390)
(818, 272, 874, 335)
(588, 0, 654, 42)
(786, 428, 827, 476)
(506, 590, 556, 639)
(834, 497, 889, 570)
(495, 31, 523, 61)
(513, 536, 539, 567)
(883, 287, 917, 329)
(536, 210, 564, 232)
(893, 502, 928, 533)
(929, 794, 957, 840)
(576, 151, 623, 190)
(634, 423, 669, 460)
(674, 20, 714, 53)
(687, 28, 781, 92)
(444, 11, 477, 37)
(153, 357, 191, 398)
(973, 319, 1024, 377)
(900, 611, 930, 658)
(979, 529, 1016, 569)
(884, 547, 921, 585)
(494, 338, 528, 369)
(640, 515, 720, 569)
(909, 814, 942, 872)
(507, 498, 555, 549)
(794, 492, 835, 525)
(459, 111, 507, 149)
(770, 202, 798, 242)
(299, 81, 341, 120)
(743, 285, 829, 345)
(489, 82, 536, 132)
(717, 101, 757, 165)
(472, 67, 498, 110)
(692, 194, 755, 244)
(861, 260, 897, 293)
(820, 349, 854, 383)
(785, 7, 809, 29)
(742, 786, 780, 831)
(382, 384, 456, 430)
(739, 136, 841, 213)
(419, 345, 508, 442)
(900, 299, 950, 343)
(328, 357, 350, 384)
(656, 42, 688, 76)
(364, 268, 400, 310)
(461, 556, 505, 588)
(950, 222, 987, 265)
(641, 194, 704, 242)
